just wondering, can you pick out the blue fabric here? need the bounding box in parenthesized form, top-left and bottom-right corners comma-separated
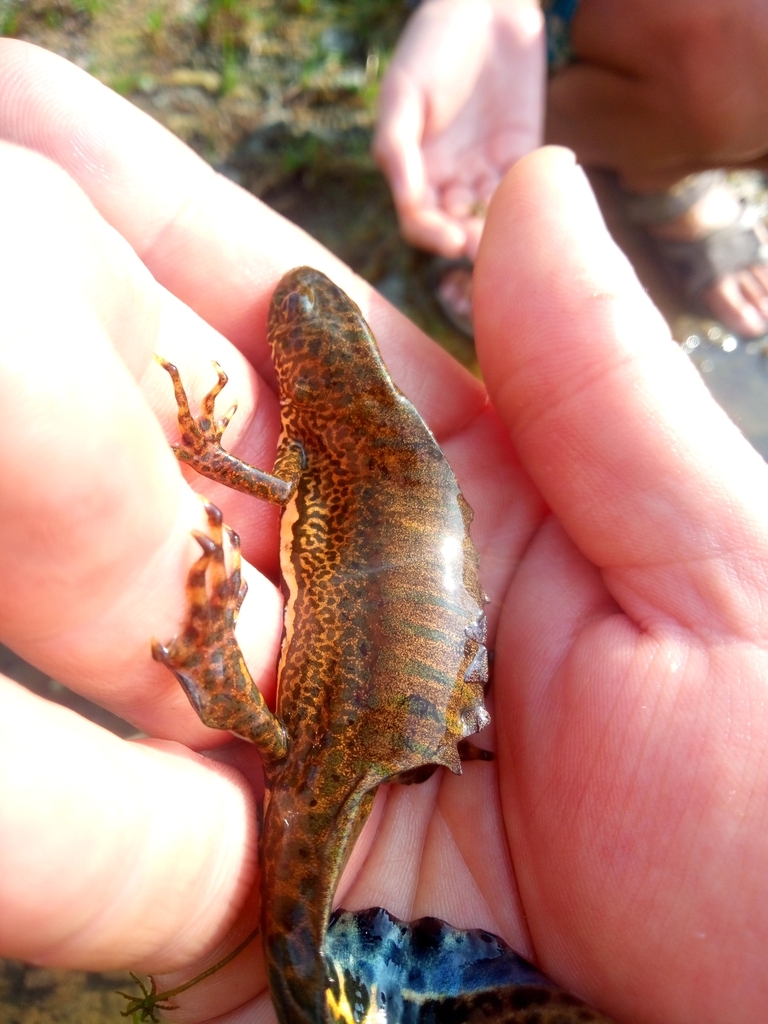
(542, 0, 580, 70)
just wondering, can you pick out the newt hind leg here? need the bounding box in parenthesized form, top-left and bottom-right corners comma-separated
(153, 501, 288, 763)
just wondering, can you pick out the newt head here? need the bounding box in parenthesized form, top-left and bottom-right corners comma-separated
(267, 266, 396, 419)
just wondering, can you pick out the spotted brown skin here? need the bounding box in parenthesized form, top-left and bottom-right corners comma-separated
(155, 268, 613, 1024)
(261, 269, 490, 1024)
(155, 266, 489, 1023)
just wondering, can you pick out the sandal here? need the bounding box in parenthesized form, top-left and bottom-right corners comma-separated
(623, 171, 768, 334)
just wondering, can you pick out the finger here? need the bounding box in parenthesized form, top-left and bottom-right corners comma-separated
(397, 202, 468, 257)
(0, 141, 281, 743)
(0, 38, 463, 414)
(0, 40, 487, 450)
(373, 69, 428, 215)
(0, 37, 319, 379)
(474, 146, 768, 639)
(737, 268, 768, 321)
(701, 273, 768, 337)
(462, 216, 485, 260)
(374, 67, 474, 257)
(144, 868, 267, 1023)
(477, 147, 768, 1024)
(0, 676, 258, 979)
(442, 183, 476, 219)
(376, 101, 467, 256)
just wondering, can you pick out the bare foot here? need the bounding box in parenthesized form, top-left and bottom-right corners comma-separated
(702, 264, 768, 337)
(648, 180, 768, 338)
(432, 260, 474, 337)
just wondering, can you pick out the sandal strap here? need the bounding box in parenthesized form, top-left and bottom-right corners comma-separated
(652, 210, 768, 298)
(624, 170, 726, 226)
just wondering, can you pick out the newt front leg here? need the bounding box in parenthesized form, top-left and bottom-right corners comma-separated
(153, 359, 302, 764)
(156, 356, 304, 505)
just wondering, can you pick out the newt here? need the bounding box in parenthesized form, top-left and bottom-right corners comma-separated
(153, 267, 616, 1024)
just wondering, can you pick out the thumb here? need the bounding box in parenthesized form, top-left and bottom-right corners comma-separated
(474, 146, 768, 638)
(373, 70, 427, 214)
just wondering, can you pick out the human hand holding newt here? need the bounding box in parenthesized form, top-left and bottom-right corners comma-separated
(1, 40, 767, 1024)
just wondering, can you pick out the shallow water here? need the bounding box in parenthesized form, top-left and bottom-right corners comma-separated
(682, 326, 768, 460)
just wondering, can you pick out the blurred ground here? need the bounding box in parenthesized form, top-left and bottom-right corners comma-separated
(2, 1, 768, 1020)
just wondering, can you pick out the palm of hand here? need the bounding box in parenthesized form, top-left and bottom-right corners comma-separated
(420, 37, 545, 259)
(231, 383, 768, 1024)
(375, 0, 544, 258)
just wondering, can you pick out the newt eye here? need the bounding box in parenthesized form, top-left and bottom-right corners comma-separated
(281, 285, 315, 320)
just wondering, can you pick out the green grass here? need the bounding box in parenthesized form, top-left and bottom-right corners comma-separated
(0, 0, 107, 35)
(71, 0, 106, 13)
(219, 39, 242, 94)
